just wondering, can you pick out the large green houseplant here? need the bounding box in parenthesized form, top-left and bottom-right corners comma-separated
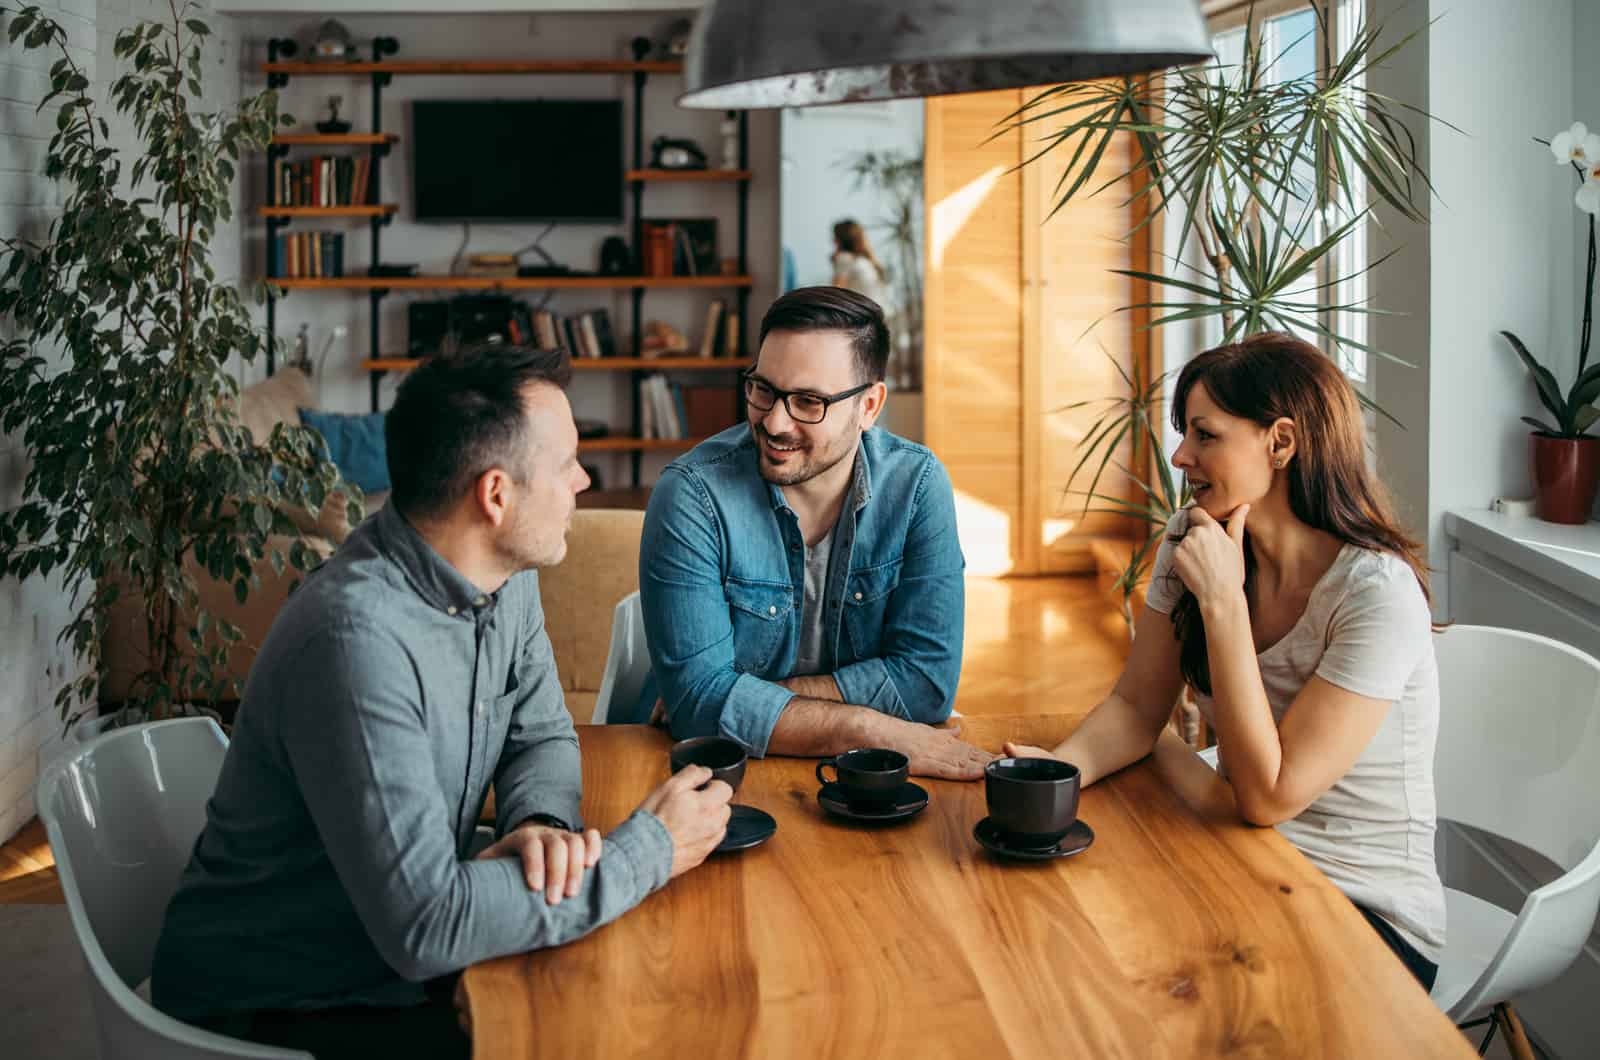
(1015, 4, 1434, 623)
(0, 5, 355, 729)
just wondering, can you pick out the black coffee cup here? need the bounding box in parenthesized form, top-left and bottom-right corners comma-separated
(815, 748, 909, 807)
(985, 757, 1080, 848)
(669, 736, 746, 795)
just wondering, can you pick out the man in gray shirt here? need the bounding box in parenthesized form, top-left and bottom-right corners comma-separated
(152, 346, 731, 1057)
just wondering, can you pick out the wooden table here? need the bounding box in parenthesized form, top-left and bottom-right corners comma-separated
(463, 715, 1476, 1059)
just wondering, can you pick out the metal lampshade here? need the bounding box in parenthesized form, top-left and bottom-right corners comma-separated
(679, 0, 1214, 109)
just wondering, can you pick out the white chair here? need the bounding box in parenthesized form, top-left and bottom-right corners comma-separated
(35, 717, 308, 1059)
(592, 591, 652, 724)
(1430, 625, 1600, 1059)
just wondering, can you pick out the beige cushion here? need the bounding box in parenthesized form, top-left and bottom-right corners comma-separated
(539, 509, 645, 699)
(236, 366, 313, 445)
(100, 533, 335, 705)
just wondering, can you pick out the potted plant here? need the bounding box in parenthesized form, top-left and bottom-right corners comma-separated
(1499, 121, 1600, 524)
(0, 6, 354, 733)
(1011, 6, 1432, 612)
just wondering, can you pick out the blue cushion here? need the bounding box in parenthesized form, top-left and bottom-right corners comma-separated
(298, 408, 390, 493)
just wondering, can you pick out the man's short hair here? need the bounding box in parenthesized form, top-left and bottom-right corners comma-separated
(758, 286, 890, 384)
(385, 344, 572, 519)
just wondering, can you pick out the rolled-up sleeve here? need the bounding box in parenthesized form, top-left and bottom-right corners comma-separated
(640, 468, 795, 756)
(280, 619, 673, 982)
(492, 578, 583, 836)
(832, 457, 965, 723)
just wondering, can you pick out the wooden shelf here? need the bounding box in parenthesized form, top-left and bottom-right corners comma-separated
(579, 436, 710, 453)
(588, 357, 752, 370)
(262, 60, 682, 77)
(626, 169, 753, 183)
(271, 133, 399, 146)
(271, 274, 753, 290)
(365, 356, 752, 373)
(259, 205, 396, 218)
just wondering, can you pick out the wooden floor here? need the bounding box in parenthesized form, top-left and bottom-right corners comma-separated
(0, 574, 1127, 907)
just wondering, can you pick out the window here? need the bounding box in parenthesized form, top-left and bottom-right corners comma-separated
(1209, 1, 1370, 383)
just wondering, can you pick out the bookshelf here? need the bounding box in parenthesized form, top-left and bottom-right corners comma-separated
(271, 275, 752, 291)
(366, 357, 754, 373)
(259, 205, 397, 219)
(256, 36, 753, 486)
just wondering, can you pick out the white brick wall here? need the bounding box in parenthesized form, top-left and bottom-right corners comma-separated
(0, 0, 241, 845)
(0, 0, 96, 847)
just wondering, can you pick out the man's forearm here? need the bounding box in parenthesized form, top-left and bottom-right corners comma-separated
(778, 674, 843, 702)
(765, 697, 913, 757)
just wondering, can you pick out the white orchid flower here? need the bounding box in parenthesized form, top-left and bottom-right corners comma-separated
(1551, 122, 1600, 166)
(1577, 164, 1600, 214)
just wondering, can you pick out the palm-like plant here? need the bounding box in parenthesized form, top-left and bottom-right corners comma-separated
(1059, 352, 1189, 629)
(1013, 4, 1433, 371)
(1015, 5, 1434, 628)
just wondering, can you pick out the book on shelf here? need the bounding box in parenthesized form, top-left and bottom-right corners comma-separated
(683, 384, 739, 437)
(640, 221, 675, 277)
(271, 155, 372, 207)
(269, 231, 345, 279)
(639, 375, 684, 440)
(723, 309, 740, 358)
(697, 299, 726, 358)
(572, 309, 618, 358)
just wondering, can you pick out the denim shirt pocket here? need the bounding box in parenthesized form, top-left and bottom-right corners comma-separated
(724, 575, 794, 675)
(842, 558, 902, 660)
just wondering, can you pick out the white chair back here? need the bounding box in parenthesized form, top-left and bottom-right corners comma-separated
(36, 717, 308, 1059)
(1431, 624, 1600, 1019)
(591, 591, 652, 724)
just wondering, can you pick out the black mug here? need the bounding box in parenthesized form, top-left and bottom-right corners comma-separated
(985, 757, 1080, 848)
(816, 748, 909, 807)
(669, 736, 746, 795)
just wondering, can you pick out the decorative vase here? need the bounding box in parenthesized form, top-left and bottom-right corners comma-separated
(1532, 433, 1600, 524)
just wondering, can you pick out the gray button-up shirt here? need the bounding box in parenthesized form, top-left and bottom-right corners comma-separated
(152, 503, 673, 1022)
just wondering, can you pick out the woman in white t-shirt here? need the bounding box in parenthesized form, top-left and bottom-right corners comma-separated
(830, 220, 892, 312)
(1008, 331, 1445, 990)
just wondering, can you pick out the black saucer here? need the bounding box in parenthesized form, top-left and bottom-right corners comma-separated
(716, 804, 776, 853)
(817, 781, 929, 823)
(973, 817, 1094, 861)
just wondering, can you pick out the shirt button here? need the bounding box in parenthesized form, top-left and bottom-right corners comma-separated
(768, 605, 777, 615)
(854, 592, 863, 601)
(476, 700, 485, 715)
(447, 606, 458, 616)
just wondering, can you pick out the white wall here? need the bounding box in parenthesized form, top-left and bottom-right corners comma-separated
(0, 0, 97, 846)
(0, 0, 244, 844)
(1424, 0, 1579, 620)
(231, 11, 779, 489)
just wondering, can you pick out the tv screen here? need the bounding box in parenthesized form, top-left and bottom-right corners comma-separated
(411, 100, 623, 223)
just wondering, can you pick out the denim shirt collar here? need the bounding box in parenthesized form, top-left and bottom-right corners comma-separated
(763, 435, 876, 517)
(374, 503, 497, 619)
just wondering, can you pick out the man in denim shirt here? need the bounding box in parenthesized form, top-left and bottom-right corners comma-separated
(639, 288, 992, 778)
(153, 347, 732, 1058)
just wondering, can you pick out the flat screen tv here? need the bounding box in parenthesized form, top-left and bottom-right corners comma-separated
(411, 100, 623, 223)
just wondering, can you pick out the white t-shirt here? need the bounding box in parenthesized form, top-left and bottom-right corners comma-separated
(1146, 509, 1446, 961)
(831, 251, 891, 312)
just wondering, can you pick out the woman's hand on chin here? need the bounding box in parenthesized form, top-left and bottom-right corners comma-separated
(1174, 504, 1250, 610)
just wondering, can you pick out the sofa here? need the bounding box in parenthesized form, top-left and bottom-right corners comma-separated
(100, 367, 645, 725)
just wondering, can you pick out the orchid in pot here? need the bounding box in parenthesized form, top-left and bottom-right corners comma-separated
(1502, 122, 1600, 523)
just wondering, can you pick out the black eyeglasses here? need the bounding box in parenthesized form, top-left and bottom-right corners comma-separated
(741, 372, 873, 424)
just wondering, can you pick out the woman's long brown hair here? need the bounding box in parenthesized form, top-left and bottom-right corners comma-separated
(832, 219, 887, 282)
(1167, 332, 1430, 694)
